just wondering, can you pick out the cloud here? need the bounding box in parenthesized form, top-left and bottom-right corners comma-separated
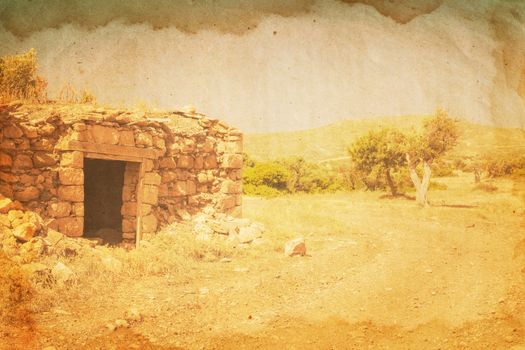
(0, 0, 314, 37)
(0, 0, 524, 132)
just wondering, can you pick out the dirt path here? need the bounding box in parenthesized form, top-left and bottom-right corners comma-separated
(4, 179, 525, 349)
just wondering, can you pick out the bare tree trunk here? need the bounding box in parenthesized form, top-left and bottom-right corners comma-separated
(406, 154, 431, 207)
(385, 169, 397, 196)
(419, 161, 432, 206)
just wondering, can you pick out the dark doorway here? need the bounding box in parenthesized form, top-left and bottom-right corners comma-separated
(84, 158, 126, 245)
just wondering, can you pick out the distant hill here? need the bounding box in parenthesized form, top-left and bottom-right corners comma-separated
(244, 116, 525, 163)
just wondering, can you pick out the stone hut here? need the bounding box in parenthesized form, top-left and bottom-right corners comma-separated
(0, 103, 243, 245)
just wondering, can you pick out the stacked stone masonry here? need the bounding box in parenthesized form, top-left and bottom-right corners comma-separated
(0, 103, 243, 244)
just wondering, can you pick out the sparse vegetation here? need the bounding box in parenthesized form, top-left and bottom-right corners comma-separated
(242, 155, 345, 196)
(348, 128, 406, 196)
(0, 49, 47, 103)
(0, 252, 33, 324)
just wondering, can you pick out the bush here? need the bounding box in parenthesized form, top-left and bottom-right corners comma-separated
(243, 183, 283, 197)
(243, 162, 290, 193)
(0, 49, 47, 103)
(242, 156, 346, 196)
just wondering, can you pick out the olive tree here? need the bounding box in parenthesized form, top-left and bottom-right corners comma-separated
(348, 128, 406, 196)
(405, 109, 459, 206)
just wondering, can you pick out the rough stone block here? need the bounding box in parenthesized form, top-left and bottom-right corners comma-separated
(186, 180, 196, 195)
(13, 223, 38, 242)
(221, 180, 242, 194)
(142, 214, 158, 233)
(59, 168, 84, 185)
(73, 202, 84, 216)
(217, 195, 236, 210)
(194, 156, 204, 169)
(91, 125, 120, 145)
(13, 154, 33, 169)
(122, 185, 135, 201)
(141, 204, 152, 216)
(119, 130, 135, 147)
(20, 124, 39, 139)
(221, 154, 243, 169)
(33, 152, 57, 167)
(60, 151, 84, 168)
(48, 201, 72, 218)
(135, 132, 153, 147)
(15, 187, 40, 202)
(0, 153, 13, 167)
(31, 138, 54, 151)
(144, 172, 161, 186)
(58, 186, 84, 202)
(3, 125, 23, 138)
(56, 217, 84, 237)
(159, 157, 177, 169)
(177, 155, 194, 169)
(204, 155, 217, 169)
(142, 185, 159, 205)
(170, 181, 187, 196)
(122, 219, 136, 233)
(121, 202, 137, 216)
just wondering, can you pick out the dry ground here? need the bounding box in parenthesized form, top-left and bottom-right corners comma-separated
(2, 174, 525, 349)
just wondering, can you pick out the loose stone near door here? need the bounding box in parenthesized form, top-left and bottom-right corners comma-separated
(0, 103, 243, 245)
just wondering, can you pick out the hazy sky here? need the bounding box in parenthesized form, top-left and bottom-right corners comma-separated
(0, 0, 524, 132)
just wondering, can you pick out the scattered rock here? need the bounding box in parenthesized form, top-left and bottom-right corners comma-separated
(45, 229, 65, 246)
(13, 222, 38, 242)
(114, 319, 130, 328)
(0, 196, 21, 214)
(199, 287, 209, 295)
(124, 308, 143, 323)
(51, 261, 74, 285)
(234, 267, 249, 273)
(284, 237, 307, 257)
(238, 225, 263, 244)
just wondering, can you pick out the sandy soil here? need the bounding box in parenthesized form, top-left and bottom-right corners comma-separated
(2, 176, 525, 349)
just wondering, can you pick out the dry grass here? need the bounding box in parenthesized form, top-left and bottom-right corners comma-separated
(0, 252, 33, 325)
(29, 224, 242, 312)
(2, 173, 523, 348)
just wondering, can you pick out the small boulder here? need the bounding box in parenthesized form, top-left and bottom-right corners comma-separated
(284, 237, 306, 257)
(51, 262, 74, 285)
(0, 196, 21, 214)
(124, 308, 143, 323)
(238, 226, 262, 244)
(13, 222, 38, 242)
(45, 229, 65, 245)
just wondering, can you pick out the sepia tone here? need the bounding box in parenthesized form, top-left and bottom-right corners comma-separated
(1, 1, 525, 349)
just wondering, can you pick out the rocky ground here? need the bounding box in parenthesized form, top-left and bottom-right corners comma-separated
(1, 174, 525, 349)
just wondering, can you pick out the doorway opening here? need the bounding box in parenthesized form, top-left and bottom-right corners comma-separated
(83, 158, 126, 245)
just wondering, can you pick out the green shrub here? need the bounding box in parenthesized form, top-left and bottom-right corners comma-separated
(243, 162, 290, 192)
(243, 183, 283, 197)
(242, 156, 346, 196)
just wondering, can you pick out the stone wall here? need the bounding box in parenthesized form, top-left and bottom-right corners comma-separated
(0, 103, 243, 243)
